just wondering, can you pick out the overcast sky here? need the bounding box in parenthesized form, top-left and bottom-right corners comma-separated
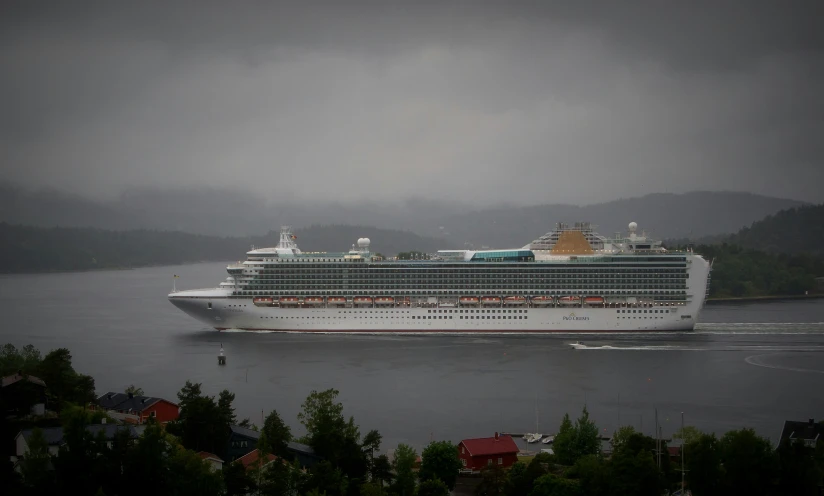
(2, 1, 822, 205)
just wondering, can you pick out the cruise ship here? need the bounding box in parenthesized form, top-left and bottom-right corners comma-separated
(168, 222, 711, 333)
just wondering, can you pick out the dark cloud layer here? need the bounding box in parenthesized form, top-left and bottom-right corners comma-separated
(2, 1, 822, 205)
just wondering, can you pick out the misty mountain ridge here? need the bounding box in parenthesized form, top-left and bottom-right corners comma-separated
(0, 182, 805, 246)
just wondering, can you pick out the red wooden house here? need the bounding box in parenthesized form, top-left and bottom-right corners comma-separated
(458, 433, 519, 471)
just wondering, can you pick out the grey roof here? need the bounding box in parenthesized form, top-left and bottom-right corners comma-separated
(780, 419, 823, 443)
(20, 425, 140, 446)
(230, 424, 261, 440)
(111, 396, 163, 413)
(287, 441, 316, 455)
(97, 392, 130, 409)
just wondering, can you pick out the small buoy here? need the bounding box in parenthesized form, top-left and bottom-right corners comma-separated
(218, 345, 226, 365)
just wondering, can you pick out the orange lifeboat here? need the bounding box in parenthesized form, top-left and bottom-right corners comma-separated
(459, 296, 480, 305)
(584, 296, 605, 305)
(530, 296, 553, 306)
(375, 297, 395, 306)
(354, 296, 373, 306)
(559, 296, 580, 305)
(482, 296, 501, 306)
(304, 297, 324, 306)
(279, 297, 299, 307)
(253, 297, 274, 307)
(504, 296, 526, 305)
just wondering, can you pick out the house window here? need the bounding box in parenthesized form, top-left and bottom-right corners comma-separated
(498, 457, 503, 465)
(150, 411, 157, 418)
(461, 459, 466, 467)
(461, 447, 464, 454)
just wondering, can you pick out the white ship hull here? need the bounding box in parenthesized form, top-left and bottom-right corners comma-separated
(169, 293, 704, 333)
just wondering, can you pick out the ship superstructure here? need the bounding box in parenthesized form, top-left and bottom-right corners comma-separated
(169, 222, 711, 333)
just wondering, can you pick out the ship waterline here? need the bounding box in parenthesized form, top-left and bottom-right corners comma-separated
(168, 222, 711, 333)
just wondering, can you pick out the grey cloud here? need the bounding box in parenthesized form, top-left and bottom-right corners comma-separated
(1, 1, 822, 205)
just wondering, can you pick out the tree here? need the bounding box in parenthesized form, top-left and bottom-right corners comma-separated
(529, 474, 581, 496)
(610, 425, 637, 453)
(719, 428, 778, 496)
(686, 433, 722, 496)
(554, 408, 600, 466)
(35, 348, 95, 409)
(776, 438, 823, 496)
(475, 463, 507, 496)
(673, 425, 703, 444)
(504, 461, 530, 496)
(223, 461, 255, 496)
(261, 409, 292, 458)
(298, 389, 348, 461)
(553, 414, 575, 465)
(568, 455, 609, 496)
(260, 458, 306, 496)
(217, 389, 237, 426)
(608, 450, 662, 496)
(125, 385, 144, 396)
(572, 407, 600, 461)
(19, 428, 54, 496)
(418, 441, 462, 490)
(392, 444, 418, 496)
(168, 381, 233, 458)
(372, 454, 393, 490)
(417, 478, 449, 496)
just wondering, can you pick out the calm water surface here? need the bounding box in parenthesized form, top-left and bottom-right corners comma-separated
(2, 262, 823, 452)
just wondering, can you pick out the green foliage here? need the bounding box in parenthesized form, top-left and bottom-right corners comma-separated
(685, 433, 722, 496)
(59, 403, 110, 425)
(261, 409, 292, 458)
(553, 407, 600, 465)
(567, 455, 609, 496)
(693, 243, 824, 297)
(2, 346, 96, 411)
(167, 381, 234, 458)
(529, 474, 581, 496)
(475, 463, 507, 496)
(609, 425, 637, 453)
(371, 454, 393, 489)
(416, 477, 449, 496)
(719, 428, 778, 496)
(298, 388, 371, 490)
(124, 384, 144, 396)
(418, 440, 462, 490)
(223, 458, 255, 496)
(673, 425, 703, 444)
(726, 204, 824, 256)
(392, 444, 418, 496)
(260, 457, 306, 496)
(504, 461, 531, 496)
(19, 427, 55, 495)
(776, 438, 823, 496)
(608, 450, 662, 496)
(0, 344, 42, 376)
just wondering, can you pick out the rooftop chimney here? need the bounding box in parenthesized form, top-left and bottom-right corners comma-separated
(494, 432, 499, 440)
(128, 392, 134, 399)
(810, 418, 815, 426)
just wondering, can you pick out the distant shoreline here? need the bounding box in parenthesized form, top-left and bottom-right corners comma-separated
(0, 260, 232, 276)
(706, 294, 824, 304)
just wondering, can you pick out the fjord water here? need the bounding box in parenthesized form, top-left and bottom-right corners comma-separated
(2, 262, 823, 451)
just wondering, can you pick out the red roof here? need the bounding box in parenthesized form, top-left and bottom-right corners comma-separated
(460, 435, 519, 456)
(236, 449, 277, 471)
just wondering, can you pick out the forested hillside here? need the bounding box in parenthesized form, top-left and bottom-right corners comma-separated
(726, 204, 824, 255)
(0, 223, 443, 273)
(696, 244, 823, 298)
